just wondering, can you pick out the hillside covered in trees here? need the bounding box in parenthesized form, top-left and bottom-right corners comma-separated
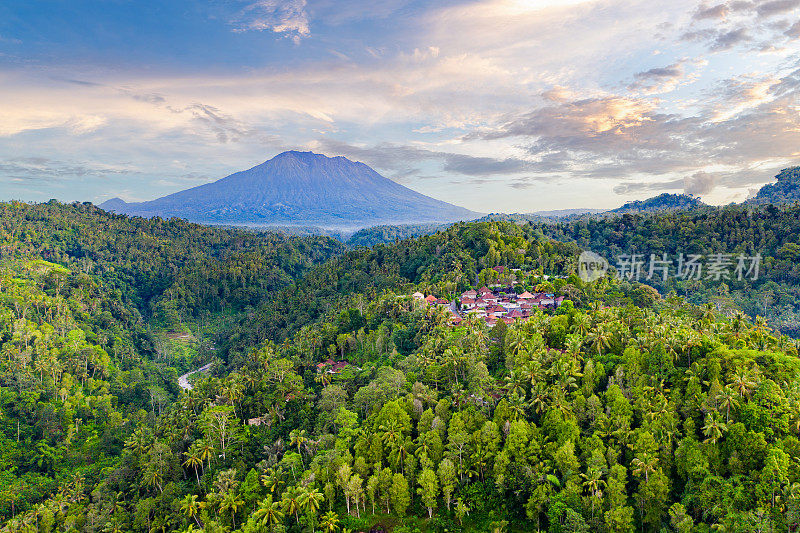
(747, 167, 800, 206)
(536, 203, 800, 336)
(2, 202, 800, 532)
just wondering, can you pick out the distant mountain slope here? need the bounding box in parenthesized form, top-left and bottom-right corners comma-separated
(100, 151, 480, 229)
(746, 166, 800, 205)
(610, 193, 706, 214)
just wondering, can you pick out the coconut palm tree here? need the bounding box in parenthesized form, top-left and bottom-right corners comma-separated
(631, 452, 657, 483)
(253, 495, 284, 532)
(703, 415, 727, 444)
(320, 511, 340, 533)
(299, 486, 325, 531)
(220, 490, 244, 529)
(289, 429, 309, 467)
(716, 385, 739, 424)
(732, 369, 756, 399)
(581, 467, 606, 520)
(197, 439, 214, 470)
(586, 323, 612, 356)
(179, 494, 203, 528)
(183, 448, 203, 486)
(282, 486, 303, 525)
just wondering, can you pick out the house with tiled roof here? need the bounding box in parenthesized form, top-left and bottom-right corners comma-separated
(317, 358, 351, 374)
(507, 308, 525, 319)
(482, 293, 498, 303)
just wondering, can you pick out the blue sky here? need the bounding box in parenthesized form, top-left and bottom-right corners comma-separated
(2, 0, 800, 212)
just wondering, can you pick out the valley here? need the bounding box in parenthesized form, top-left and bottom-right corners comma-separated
(2, 195, 800, 532)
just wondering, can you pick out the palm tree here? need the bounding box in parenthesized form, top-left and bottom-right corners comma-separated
(103, 518, 124, 533)
(320, 511, 340, 533)
(197, 439, 214, 470)
(289, 429, 309, 467)
(508, 390, 528, 420)
(703, 416, 727, 444)
(564, 334, 582, 357)
(573, 313, 591, 337)
(505, 327, 529, 361)
(220, 490, 244, 529)
(315, 370, 332, 388)
(299, 486, 325, 531)
(529, 382, 549, 415)
(732, 369, 756, 399)
(183, 449, 203, 486)
(504, 370, 527, 398)
(379, 419, 402, 452)
(144, 468, 163, 494)
(282, 487, 303, 525)
(581, 467, 606, 519)
(223, 377, 244, 418)
(631, 452, 657, 483)
(253, 496, 284, 532)
(716, 386, 739, 424)
(587, 323, 612, 356)
(261, 468, 284, 496)
(180, 494, 203, 529)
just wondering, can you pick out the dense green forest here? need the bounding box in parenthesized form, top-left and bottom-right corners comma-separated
(220, 221, 579, 363)
(0, 201, 342, 366)
(3, 201, 800, 532)
(535, 203, 800, 336)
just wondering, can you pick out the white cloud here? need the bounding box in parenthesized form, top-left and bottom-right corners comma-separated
(2, 0, 800, 210)
(231, 0, 310, 42)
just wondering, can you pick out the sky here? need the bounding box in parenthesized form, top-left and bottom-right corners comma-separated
(1, 0, 800, 212)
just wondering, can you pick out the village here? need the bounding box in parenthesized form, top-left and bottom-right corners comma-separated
(413, 285, 565, 327)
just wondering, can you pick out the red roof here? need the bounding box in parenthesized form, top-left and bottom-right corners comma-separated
(425, 295, 437, 302)
(518, 291, 534, 298)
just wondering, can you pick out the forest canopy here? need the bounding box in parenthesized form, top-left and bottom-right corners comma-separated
(2, 201, 800, 532)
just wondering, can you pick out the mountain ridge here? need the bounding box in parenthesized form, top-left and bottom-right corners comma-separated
(101, 151, 480, 229)
(610, 192, 707, 214)
(746, 166, 800, 205)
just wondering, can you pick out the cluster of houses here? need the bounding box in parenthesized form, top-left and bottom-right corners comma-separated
(413, 286, 565, 327)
